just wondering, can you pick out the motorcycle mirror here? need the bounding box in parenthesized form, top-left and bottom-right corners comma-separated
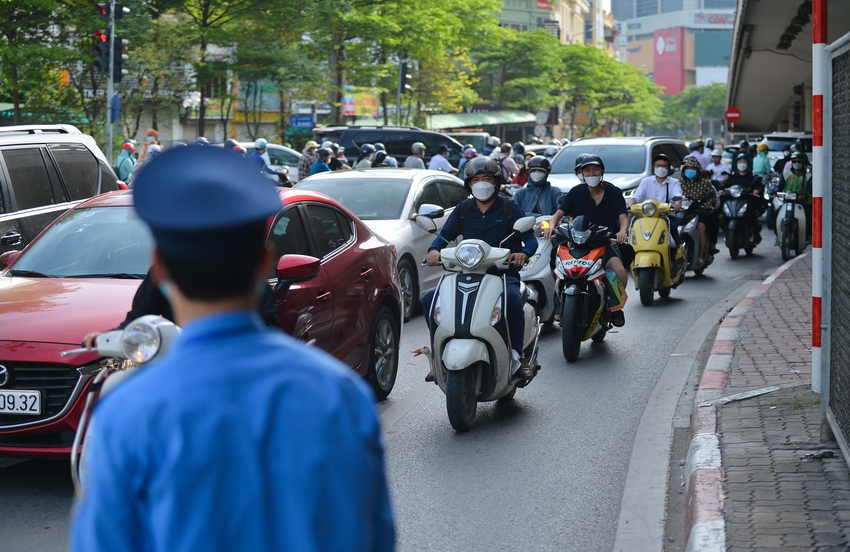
(513, 216, 536, 234)
(414, 215, 438, 233)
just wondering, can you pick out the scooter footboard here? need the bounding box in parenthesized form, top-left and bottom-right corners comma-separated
(633, 250, 662, 269)
(443, 339, 490, 371)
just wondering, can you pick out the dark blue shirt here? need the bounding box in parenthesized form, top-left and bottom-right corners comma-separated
(557, 182, 627, 232)
(429, 198, 537, 273)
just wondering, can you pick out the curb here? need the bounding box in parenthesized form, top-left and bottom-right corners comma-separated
(683, 251, 811, 552)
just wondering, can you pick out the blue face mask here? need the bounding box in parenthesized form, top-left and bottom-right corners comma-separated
(684, 169, 697, 179)
(158, 281, 170, 299)
(147, 136, 154, 143)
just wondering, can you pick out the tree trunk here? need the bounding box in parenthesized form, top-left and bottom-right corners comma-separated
(329, 43, 340, 124)
(197, 35, 208, 138)
(279, 80, 287, 143)
(151, 76, 159, 132)
(10, 64, 20, 125)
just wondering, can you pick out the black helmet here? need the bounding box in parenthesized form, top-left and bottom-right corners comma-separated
(330, 142, 340, 153)
(739, 140, 749, 149)
(500, 143, 512, 153)
(463, 156, 503, 188)
(705, 138, 715, 149)
(695, 140, 705, 149)
(577, 153, 605, 173)
(688, 142, 696, 151)
(652, 153, 671, 167)
(527, 155, 551, 183)
(573, 153, 590, 175)
(372, 151, 387, 166)
(735, 153, 750, 167)
(316, 147, 331, 158)
(513, 141, 525, 155)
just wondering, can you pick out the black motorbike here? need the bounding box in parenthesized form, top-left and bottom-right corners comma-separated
(720, 184, 762, 259)
(675, 190, 716, 276)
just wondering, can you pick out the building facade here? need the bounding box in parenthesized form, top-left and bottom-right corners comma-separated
(613, 0, 734, 95)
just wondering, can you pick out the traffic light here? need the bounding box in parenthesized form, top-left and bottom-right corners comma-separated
(792, 101, 802, 128)
(399, 62, 412, 94)
(94, 29, 110, 74)
(113, 36, 129, 83)
(96, 3, 129, 20)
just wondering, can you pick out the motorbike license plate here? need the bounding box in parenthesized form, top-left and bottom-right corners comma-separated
(0, 390, 41, 415)
(786, 204, 794, 212)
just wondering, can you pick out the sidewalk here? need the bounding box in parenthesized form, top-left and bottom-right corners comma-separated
(685, 253, 850, 551)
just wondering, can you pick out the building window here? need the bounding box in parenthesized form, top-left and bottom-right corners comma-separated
(703, 0, 735, 8)
(661, 0, 682, 13)
(611, 0, 634, 20)
(636, 0, 658, 18)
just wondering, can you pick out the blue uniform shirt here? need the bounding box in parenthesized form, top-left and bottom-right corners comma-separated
(429, 198, 537, 274)
(310, 160, 332, 176)
(71, 311, 395, 552)
(250, 150, 282, 175)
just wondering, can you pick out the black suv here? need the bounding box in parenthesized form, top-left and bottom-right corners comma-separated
(0, 125, 121, 255)
(312, 126, 464, 167)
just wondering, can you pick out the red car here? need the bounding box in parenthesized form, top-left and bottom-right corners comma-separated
(0, 189, 402, 458)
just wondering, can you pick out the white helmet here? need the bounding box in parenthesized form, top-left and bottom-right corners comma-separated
(545, 145, 558, 157)
(321, 140, 333, 149)
(711, 149, 722, 156)
(254, 138, 268, 149)
(487, 136, 501, 147)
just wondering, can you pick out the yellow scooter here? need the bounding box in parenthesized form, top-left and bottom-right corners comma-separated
(628, 199, 687, 306)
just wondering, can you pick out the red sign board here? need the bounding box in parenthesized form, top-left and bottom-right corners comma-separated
(653, 27, 685, 96)
(536, 0, 550, 9)
(724, 107, 742, 123)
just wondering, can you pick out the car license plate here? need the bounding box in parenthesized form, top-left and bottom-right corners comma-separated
(0, 390, 41, 415)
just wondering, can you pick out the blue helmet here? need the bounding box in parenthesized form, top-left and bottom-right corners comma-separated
(360, 143, 376, 155)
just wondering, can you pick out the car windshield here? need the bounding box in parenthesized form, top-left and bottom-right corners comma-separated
(8, 206, 153, 278)
(550, 144, 646, 174)
(297, 178, 412, 220)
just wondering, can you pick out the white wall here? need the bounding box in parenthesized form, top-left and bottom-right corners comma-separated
(696, 66, 728, 86)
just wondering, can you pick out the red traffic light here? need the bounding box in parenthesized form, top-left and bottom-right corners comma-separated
(95, 29, 108, 43)
(96, 2, 109, 16)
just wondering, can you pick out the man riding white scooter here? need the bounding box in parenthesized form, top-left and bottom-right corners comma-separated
(423, 157, 538, 383)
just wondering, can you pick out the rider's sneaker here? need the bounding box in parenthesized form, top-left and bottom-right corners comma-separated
(425, 371, 435, 382)
(611, 310, 625, 327)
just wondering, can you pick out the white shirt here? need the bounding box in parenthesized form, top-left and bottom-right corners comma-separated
(633, 175, 683, 204)
(707, 162, 731, 180)
(428, 154, 454, 172)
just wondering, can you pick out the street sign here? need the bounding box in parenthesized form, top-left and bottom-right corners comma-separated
(535, 111, 548, 124)
(290, 115, 314, 129)
(534, 124, 547, 137)
(724, 107, 741, 123)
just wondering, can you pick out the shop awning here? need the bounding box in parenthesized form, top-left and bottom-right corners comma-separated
(427, 110, 536, 130)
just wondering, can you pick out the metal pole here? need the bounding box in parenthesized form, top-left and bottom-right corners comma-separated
(812, 0, 826, 396)
(395, 57, 403, 127)
(106, 0, 115, 164)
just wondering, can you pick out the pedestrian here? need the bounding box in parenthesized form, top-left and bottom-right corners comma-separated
(70, 145, 395, 552)
(309, 147, 332, 175)
(427, 144, 458, 175)
(404, 142, 426, 168)
(137, 128, 160, 163)
(298, 140, 319, 181)
(114, 142, 136, 184)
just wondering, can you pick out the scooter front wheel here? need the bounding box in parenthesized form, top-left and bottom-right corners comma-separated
(638, 268, 654, 306)
(727, 228, 740, 259)
(561, 295, 583, 362)
(446, 367, 478, 432)
(781, 228, 792, 261)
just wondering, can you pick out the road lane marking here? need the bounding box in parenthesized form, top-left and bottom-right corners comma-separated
(379, 384, 434, 436)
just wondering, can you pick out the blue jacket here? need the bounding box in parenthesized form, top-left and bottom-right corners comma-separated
(309, 160, 331, 175)
(72, 312, 395, 552)
(512, 180, 562, 216)
(250, 151, 281, 175)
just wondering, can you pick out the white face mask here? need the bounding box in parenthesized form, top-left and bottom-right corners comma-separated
(654, 166, 669, 178)
(529, 171, 546, 184)
(792, 162, 804, 170)
(471, 181, 496, 202)
(583, 175, 602, 187)
(737, 163, 748, 172)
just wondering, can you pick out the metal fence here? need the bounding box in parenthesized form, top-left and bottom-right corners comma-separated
(827, 40, 850, 453)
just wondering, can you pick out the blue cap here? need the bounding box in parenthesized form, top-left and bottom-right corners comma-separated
(133, 145, 281, 259)
(437, 144, 449, 153)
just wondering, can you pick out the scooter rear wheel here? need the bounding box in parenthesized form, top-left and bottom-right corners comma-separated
(446, 367, 478, 432)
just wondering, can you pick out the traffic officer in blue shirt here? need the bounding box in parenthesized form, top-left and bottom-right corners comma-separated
(71, 145, 395, 552)
(422, 157, 537, 383)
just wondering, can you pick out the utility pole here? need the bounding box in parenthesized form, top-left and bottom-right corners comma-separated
(106, 0, 115, 164)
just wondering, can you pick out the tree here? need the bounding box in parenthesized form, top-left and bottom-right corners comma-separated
(652, 82, 727, 136)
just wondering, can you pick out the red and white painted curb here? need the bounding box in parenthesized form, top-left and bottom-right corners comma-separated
(684, 251, 810, 552)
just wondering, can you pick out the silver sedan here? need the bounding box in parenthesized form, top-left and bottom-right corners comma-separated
(296, 168, 469, 321)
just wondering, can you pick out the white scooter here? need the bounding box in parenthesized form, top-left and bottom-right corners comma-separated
(519, 214, 558, 324)
(415, 216, 541, 432)
(774, 190, 808, 261)
(61, 315, 180, 492)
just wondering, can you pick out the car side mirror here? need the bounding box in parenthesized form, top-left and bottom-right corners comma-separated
(0, 250, 21, 270)
(513, 216, 536, 234)
(275, 254, 320, 297)
(417, 203, 444, 219)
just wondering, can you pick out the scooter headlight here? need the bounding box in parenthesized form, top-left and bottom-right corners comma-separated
(729, 185, 743, 198)
(455, 243, 485, 269)
(522, 254, 541, 271)
(683, 216, 697, 234)
(723, 203, 732, 217)
(641, 201, 657, 217)
(736, 204, 748, 217)
(490, 296, 502, 326)
(571, 226, 592, 244)
(681, 198, 693, 210)
(432, 296, 441, 325)
(119, 315, 179, 364)
(785, 191, 797, 201)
